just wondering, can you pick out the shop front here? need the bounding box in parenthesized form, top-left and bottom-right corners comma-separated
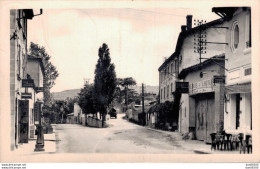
(224, 83, 252, 136)
(178, 55, 225, 143)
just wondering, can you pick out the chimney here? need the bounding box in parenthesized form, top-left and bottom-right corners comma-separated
(181, 25, 187, 32)
(186, 15, 193, 30)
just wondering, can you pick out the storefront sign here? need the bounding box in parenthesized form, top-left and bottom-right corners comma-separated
(22, 79, 35, 88)
(35, 87, 43, 93)
(213, 76, 225, 84)
(190, 78, 215, 94)
(176, 82, 189, 93)
(21, 92, 32, 99)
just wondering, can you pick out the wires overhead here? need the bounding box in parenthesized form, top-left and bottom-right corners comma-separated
(126, 8, 186, 17)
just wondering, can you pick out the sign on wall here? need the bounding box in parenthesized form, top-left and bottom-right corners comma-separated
(190, 78, 215, 94)
(176, 82, 189, 93)
(22, 79, 35, 88)
(21, 92, 32, 99)
(213, 75, 225, 84)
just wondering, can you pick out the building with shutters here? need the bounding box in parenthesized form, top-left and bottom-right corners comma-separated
(10, 9, 43, 150)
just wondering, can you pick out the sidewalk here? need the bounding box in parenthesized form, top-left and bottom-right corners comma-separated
(15, 125, 57, 155)
(147, 127, 240, 154)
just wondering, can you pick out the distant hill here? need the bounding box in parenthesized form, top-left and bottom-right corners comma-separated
(52, 85, 159, 100)
(52, 89, 80, 100)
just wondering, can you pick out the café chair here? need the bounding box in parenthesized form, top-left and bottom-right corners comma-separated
(210, 133, 217, 150)
(231, 135, 240, 151)
(246, 135, 252, 154)
(223, 133, 232, 150)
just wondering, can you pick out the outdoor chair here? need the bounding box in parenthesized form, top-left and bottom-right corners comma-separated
(238, 133, 247, 154)
(210, 133, 217, 150)
(231, 135, 240, 151)
(215, 134, 224, 150)
(246, 135, 252, 154)
(223, 133, 232, 150)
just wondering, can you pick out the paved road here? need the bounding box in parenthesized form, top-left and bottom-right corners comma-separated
(55, 114, 208, 153)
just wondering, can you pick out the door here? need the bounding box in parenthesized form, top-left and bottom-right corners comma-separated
(18, 100, 29, 143)
(195, 99, 207, 141)
(206, 98, 215, 142)
(195, 95, 215, 141)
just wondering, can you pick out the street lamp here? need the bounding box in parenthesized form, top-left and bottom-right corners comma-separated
(34, 102, 45, 151)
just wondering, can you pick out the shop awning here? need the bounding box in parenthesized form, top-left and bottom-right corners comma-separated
(225, 83, 251, 94)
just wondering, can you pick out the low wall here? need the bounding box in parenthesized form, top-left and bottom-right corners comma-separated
(87, 117, 108, 128)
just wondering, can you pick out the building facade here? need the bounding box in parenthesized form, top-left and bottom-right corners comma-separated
(212, 7, 252, 135)
(10, 9, 42, 150)
(158, 15, 227, 139)
(178, 55, 225, 142)
(175, 17, 227, 141)
(158, 53, 179, 103)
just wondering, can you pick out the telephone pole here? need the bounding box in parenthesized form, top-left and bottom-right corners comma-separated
(142, 83, 145, 126)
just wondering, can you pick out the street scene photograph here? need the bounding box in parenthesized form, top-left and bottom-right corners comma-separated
(1, 1, 259, 163)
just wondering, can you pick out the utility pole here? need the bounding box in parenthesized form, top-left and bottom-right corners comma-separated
(194, 19, 207, 69)
(84, 78, 90, 85)
(142, 83, 145, 126)
(125, 86, 128, 111)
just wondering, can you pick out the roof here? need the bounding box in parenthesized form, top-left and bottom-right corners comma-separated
(178, 53, 225, 79)
(212, 7, 239, 20)
(158, 52, 177, 71)
(158, 18, 224, 72)
(175, 18, 224, 55)
(27, 55, 45, 75)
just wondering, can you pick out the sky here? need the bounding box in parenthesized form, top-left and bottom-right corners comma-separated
(28, 8, 219, 92)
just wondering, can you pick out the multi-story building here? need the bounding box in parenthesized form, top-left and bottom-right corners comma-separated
(212, 7, 252, 136)
(158, 14, 228, 141)
(158, 52, 179, 103)
(176, 16, 227, 142)
(10, 9, 42, 150)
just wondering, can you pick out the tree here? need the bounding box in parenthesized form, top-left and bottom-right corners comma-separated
(118, 77, 137, 110)
(78, 84, 96, 116)
(93, 43, 117, 127)
(29, 42, 59, 107)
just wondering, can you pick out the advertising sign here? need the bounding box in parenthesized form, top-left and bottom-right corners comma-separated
(21, 92, 32, 99)
(175, 82, 189, 93)
(22, 79, 35, 88)
(213, 76, 225, 84)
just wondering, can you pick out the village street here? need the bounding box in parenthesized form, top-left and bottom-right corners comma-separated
(55, 113, 213, 154)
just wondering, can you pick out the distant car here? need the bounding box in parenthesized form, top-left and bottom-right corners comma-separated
(109, 108, 117, 119)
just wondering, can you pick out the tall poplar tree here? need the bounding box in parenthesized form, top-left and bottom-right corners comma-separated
(93, 43, 117, 127)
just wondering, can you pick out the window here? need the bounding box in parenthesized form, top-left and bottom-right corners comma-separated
(179, 55, 182, 66)
(173, 60, 176, 73)
(231, 21, 239, 51)
(175, 59, 179, 74)
(17, 45, 21, 78)
(234, 25, 239, 48)
(171, 83, 173, 92)
(164, 87, 166, 99)
(236, 94, 241, 129)
(167, 85, 169, 98)
(171, 63, 173, 73)
(167, 66, 169, 78)
(161, 89, 163, 100)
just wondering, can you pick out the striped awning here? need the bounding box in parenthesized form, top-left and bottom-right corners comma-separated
(225, 83, 251, 94)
